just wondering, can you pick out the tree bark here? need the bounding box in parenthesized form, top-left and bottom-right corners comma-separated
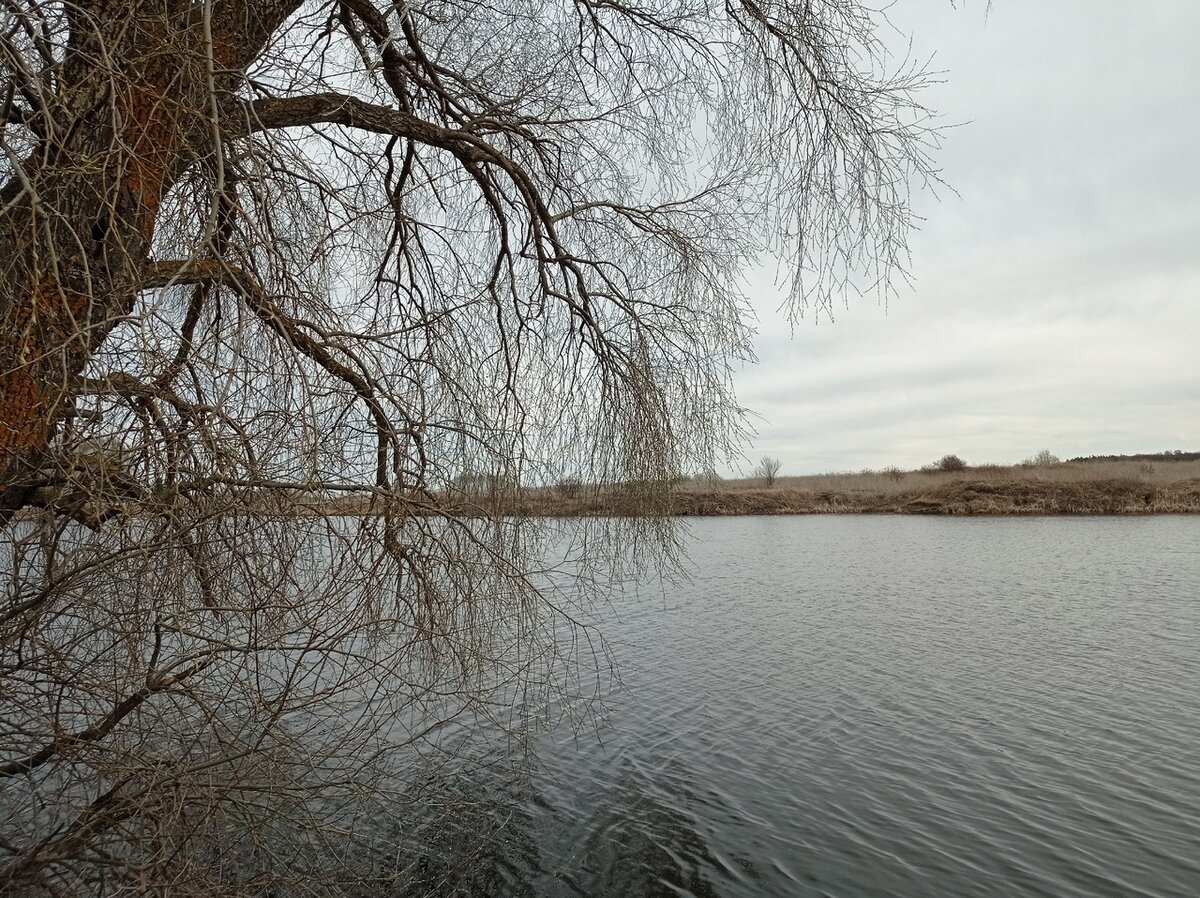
(0, 0, 300, 516)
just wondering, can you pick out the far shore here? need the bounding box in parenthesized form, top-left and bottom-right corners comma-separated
(509, 477, 1200, 516)
(315, 457, 1200, 517)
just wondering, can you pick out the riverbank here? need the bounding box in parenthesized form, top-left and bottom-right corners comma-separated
(499, 477, 1200, 516)
(495, 456, 1200, 516)
(304, 459, 1200, 517)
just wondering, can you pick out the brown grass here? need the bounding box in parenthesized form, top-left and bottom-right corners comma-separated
(528, 458, 1200, 516)
(695, 458, 1200, 496)
(306, 459, 1200, 517)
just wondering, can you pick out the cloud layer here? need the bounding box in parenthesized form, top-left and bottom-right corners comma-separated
(735, 2, 1200, 474)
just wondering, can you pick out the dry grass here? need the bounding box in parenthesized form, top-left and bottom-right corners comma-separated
(310, 459, 1200, 517)
(533, 458, 1200, 516)
(697, 458, 1200, 496)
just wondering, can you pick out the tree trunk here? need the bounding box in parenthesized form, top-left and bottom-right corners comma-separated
(0, 0, 299, 516)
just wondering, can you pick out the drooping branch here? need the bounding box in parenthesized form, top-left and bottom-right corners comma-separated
(144, 259, 425, 489)
(237, 92, 624, 360)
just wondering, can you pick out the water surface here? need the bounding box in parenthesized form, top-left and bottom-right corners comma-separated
(409, 516, 1200, 897)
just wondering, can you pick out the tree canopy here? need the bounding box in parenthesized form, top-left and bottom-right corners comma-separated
(0, 1, 939, 892)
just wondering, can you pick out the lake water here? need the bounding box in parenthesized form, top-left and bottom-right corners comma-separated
(401, 516, 1200, 897)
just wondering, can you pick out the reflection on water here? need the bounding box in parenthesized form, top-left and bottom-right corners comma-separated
(374, 771, 541, 898)
(388, 516, 1200, 898)
(385, 758, 738, 898)
(534, 754, 739, 898)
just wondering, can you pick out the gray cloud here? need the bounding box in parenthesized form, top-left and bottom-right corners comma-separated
(734, 2, 1200, 474)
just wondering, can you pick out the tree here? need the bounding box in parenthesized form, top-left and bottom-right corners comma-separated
(1024, 449, 1061, 466)
(0, 2, 939, 892)
(936, 453, 968, 472)
(754, 455, 783, 487)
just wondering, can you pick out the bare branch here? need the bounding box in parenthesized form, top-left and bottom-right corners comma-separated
(0, 1, 944, 890)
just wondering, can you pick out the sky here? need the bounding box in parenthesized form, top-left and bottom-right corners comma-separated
(733, 1, 1200, 476)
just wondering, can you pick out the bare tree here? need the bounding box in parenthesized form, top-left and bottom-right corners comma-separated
(754, 455, 783, 487)
(1023, 449, 1061, 466)
(0, 1, 940, 892)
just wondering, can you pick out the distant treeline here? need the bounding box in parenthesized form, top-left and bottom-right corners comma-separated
(1069, 451, 1200, 463)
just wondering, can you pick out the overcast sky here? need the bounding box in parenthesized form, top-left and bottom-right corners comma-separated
(733, 2, 1200, 475)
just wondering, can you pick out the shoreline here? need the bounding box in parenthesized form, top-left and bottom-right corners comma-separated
(494, 477, 1200, 517)
(129, 469, 1200, 519)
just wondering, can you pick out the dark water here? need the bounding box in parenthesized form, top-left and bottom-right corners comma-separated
(410, 516, 1200, 897)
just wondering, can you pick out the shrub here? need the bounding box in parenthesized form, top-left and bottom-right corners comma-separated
(453, 470, 517, 495)
(881, 465, 905, 481)
(936, 454, 967, 472)
(556, 477, 584, 498)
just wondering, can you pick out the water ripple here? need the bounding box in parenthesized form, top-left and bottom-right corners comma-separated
(402, 517, 1200, 897)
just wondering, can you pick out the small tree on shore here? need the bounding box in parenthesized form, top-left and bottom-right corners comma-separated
(1024, 449, 1061, 466)
(754, 456, 783, 487)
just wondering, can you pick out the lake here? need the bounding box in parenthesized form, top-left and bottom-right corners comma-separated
(399, 515, 1200, 897)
